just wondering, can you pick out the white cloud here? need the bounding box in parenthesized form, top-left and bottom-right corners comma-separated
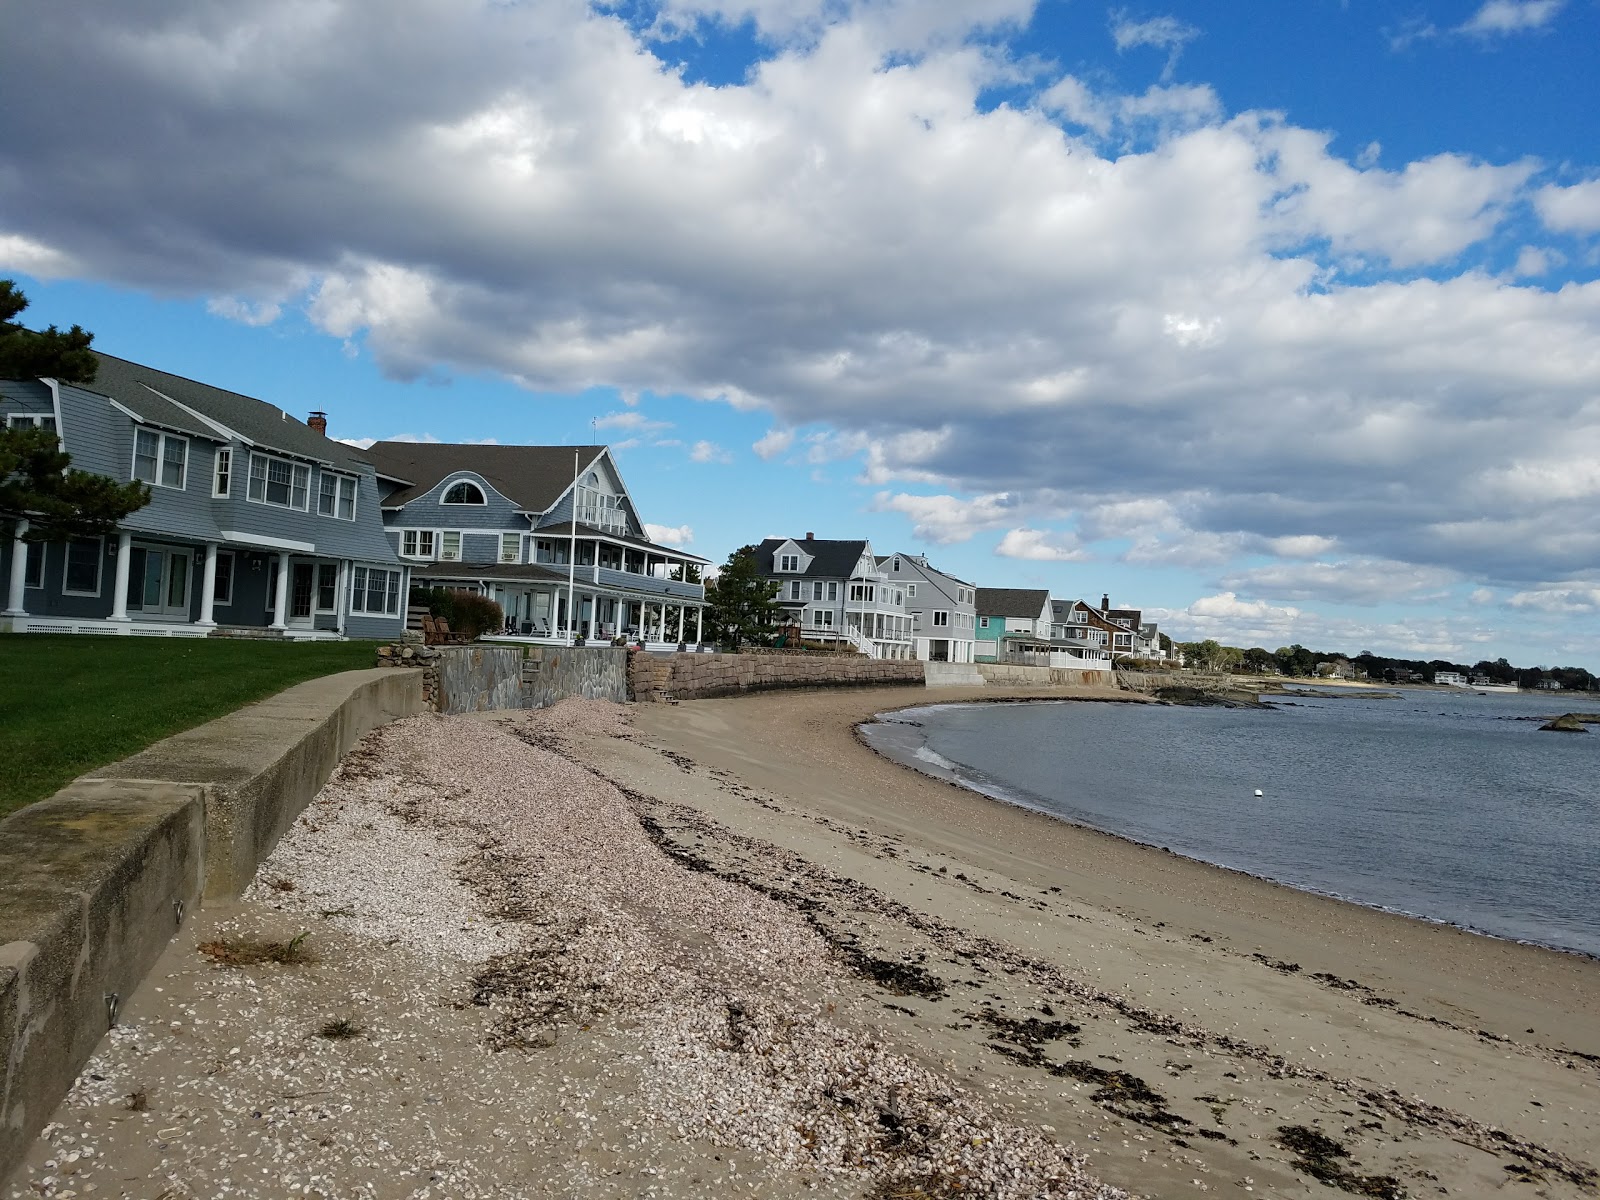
(206, 295, 283, 326)
(595, 410, 673, 433)
(337, 436, 377, 449)
(0, 233, 75, 277)
(1512, 245, 1558, 277)
(689, 439, 732, 463)
(872, 491, 1020, 544)
(1219, 558, 1459, 606)
(644, 522, 694, 547)
(1535, 179, 1600, 234)
(1109, 11, 1199, 80)
(994, 527, 1090, 562)
(1458, 0, 1564, 37)
(753, 428, 795, 459)
(1507, 585, 1600, 613)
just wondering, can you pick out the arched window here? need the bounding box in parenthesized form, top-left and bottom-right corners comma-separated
(442, 479, 487, 505)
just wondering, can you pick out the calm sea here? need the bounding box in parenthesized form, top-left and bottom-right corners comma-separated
(861, 688, 1600, 958)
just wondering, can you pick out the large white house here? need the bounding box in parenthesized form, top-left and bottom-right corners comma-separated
(755, 535, 915, 659)
(878, 552, 977, 663)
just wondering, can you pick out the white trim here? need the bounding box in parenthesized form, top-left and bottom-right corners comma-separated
(213, 446, 232, 498)
(139, 385, 242, 443)
(218, 529, 316, 553)
(439, 476, 489, 505)
(61, 535, 105, 597)
(132, 427, 190, 490)
(245, 450, 311, 511)
(317, 471, 358, 521)
(106, 396, 215, 442)
(42, 378, 65, 450)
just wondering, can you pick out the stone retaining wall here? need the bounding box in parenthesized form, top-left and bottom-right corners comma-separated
(630, 650, 924, 701)
(976, 663, 1116, 688)
(0, 669, 424, 1188)
(523, 646, 629, 710)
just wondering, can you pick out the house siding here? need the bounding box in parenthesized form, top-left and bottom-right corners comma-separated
(386, 471, 524, 533)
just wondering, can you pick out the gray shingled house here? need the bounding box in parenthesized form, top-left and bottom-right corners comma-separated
(363, 442, 708, 644)
(755, 535, 914, 658)
(878, 552, 978, 663)
(2, 353, 406, 638)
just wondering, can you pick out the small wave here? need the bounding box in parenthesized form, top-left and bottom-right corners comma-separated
(912, 746, 960, 771)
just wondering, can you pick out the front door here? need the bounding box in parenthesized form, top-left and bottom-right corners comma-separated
(290, 563, 315, 625)
(127, 545, 191, 620)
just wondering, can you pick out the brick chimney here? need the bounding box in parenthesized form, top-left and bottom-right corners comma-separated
(805, 531, 815, 541)
(1101, 592, 1111, 610)
(307, 411, 328, 436)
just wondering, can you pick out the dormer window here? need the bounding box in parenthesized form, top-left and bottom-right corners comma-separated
(779, 554, 799, 572)
(442, 479, 487, 505)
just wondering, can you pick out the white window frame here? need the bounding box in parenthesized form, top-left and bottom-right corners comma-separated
(500, 533, 520, 564)
(778, 554, 799, 572)
(317, 472, 358, 520)
(440, 531, 462, 562)
(906, 583, 916, 598)
(789, 580, 802, 600)
(213, 552, 234, 605)
(932, 610, 949, 627)
(133, 428, 189, 489)
(400, 529, 437, 559)
(213, 447, 231, 498)
(315, 563, 339, 612)
(812, 608, 834, 628)
(827, 581, 838, 601)
(349, 565, 403, 616)
(6, 413, 57, 433)
(247, 451, 311, 511)
(62, 536, 104, 597)
(23, 541, 44, 589)
(441, 478, 488, 505)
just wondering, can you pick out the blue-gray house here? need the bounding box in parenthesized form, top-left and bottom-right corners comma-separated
(1, 353, 407, 639)
(362, 441, 708, 643)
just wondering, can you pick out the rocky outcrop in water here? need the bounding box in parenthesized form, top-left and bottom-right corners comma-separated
(1538, 713, 1590, 733)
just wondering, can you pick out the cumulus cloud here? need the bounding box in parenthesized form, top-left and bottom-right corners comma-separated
(1458, 0, 1564, 37)
(644, 522, 694, 547)
(995, 527, 1090, 562)
(872, 491, 1020, 544)
(595, 410, 673, 433)
(1219, 558, 1459, 606)
(1150, 592, 1491, 658)
(1507, 585, 1600, 612)
(0, 0, 1595, 635)
(689, 438, 733, 463)
(752, 428, 795, 459)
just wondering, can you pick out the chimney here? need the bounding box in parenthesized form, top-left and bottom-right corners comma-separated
(805, 531, 814, 541)
(1101, 593, 1111, 610)
(307, 411, 328, 436)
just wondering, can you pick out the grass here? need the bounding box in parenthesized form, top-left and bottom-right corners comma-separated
(0, 635, 381, 818)
(197, 931, 314, 966)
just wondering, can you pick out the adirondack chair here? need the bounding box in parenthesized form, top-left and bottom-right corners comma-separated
(421, 614, 469, 645)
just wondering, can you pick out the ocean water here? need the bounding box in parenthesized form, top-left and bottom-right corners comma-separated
(862, 689, 1600, 958)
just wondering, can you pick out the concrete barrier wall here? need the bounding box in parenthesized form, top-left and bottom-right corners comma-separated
(922, 661, 986, 687)
(976, 663, 1115, 688)
(523, 646, 629, 710)
(631, 650, 924, 701)
(435, 646, 523, 715)
(0, 669, 424, 1187)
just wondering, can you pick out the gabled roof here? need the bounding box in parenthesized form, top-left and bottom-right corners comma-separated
(87, 352, 368, 470)
(976, 587, 1050, 618)
(877, 552, 975, 588)
(755, 537, 869, 578)
(362, 442, 607, 511)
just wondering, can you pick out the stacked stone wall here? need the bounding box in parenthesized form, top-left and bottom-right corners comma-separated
(629, 651, 923, 702)
(522, 646, 629, 709)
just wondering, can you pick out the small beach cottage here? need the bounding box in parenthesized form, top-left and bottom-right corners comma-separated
(361, 442, 708, 644)
(1, 353, 406, 638)
(878, 552, 977, 663)
(755, 536, 915, 658)
(974, 587, 1052, 661)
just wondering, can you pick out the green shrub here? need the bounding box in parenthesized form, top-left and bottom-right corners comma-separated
(409, 586, 504, 639)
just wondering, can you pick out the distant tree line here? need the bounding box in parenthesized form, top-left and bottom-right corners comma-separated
(1176, 639, 1596, 691)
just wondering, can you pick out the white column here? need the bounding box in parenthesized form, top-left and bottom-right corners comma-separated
(676, 604, 685, 644)
(5, 520, 28, 617)
(198, 542, 218, 627)
(109, 532, 131, 621)
(270, 551, 290, 629)
(335, 560, 349, 634)
(695, 606, 703, 646)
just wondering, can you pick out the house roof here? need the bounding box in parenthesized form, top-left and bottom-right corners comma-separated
(877, 553, 975, 588)
(88, 352, 369, 470)
(976, 587, 1050, 618)
(362, 442, 608, 510)
(534, 522, 710, 563)
(755, 537, 870, 578)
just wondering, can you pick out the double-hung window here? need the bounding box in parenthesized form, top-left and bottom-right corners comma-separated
(24, 542, 44, 589)
(247, 452, 310, 509)
(401, 530, 436, 558)
(932, 611, 949, 627)
(349, 566, 402, 616)
(133, 428, 188, 488)
(789, 580, 802, 601)
(440, 532, 462, 561)
(778, 554, 799, 571)
(318, 473, 358, 519)
(6, 413, 57, 434)
(213, 448, 231, 497)
(500, 533, 520, 564)
(63, 537, 103, 596)
(812, 609, 834, 628)
(826, 581, 838, 601)
(213, 553, 234, 605)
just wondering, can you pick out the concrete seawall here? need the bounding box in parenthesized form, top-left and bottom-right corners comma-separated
(0, 668, 424, 1187)
(630, 651, 925, 701)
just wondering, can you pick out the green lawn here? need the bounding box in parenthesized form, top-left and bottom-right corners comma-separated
(0, 635, 383, 819)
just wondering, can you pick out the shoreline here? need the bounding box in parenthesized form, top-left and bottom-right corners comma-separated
(856, 695, 1600, 964)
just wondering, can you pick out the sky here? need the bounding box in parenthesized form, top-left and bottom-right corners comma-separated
(3, 0, 1599, 666)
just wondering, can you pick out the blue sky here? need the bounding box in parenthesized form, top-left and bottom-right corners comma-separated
(4, 0, 1599, 665)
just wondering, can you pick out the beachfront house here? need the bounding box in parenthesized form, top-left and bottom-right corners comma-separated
(755, 535, 914, 659)
(974, 587, 1052, 662)
(2, 353, 407, 639)
(878, 552, 977, 663)
(361, 442, 709, 644)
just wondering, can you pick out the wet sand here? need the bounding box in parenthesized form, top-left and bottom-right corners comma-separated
(9, 688, 1598, 1199)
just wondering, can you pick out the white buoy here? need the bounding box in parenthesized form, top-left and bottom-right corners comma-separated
(1254, 788, 1264, 797)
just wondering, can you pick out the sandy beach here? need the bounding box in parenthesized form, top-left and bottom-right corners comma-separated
(9, 687, 1598, 1199)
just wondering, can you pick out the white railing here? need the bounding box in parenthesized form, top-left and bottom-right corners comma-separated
(843, 626, 878, 658)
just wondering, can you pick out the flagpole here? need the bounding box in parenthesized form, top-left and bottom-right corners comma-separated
(567, 448, 579, 643)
